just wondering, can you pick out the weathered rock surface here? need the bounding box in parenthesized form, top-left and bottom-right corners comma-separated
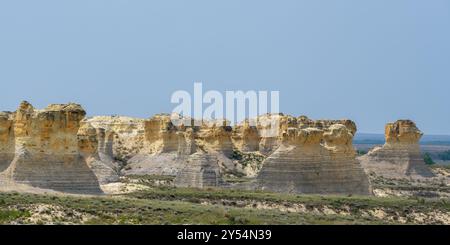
(0, 101, 102, 194)
(77, 122, 120, 184)
(359, 120, 435, 179)
(1, 101, 374, 195)
(239, 114, 359, 156)
(174, 152, 224, 188)
(84, 116, 145, 162)
(256, 118, 371, 195)
(0, 112, 14, 173)
(124, 115, 189, 176)
(232, 119, 260, 152)
(123, 115, 236, 188)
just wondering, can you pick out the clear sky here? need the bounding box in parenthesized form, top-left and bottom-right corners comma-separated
(1, 1, 449, 134)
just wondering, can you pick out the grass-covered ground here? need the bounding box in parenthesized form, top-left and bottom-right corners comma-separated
(1, 186, 450, 224)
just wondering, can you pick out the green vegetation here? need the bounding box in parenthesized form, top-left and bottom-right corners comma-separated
(0, 191, 381, 225)
(126, 186, 450, 213)
(356, 150, 368, 156)
(369, 174, 450, 199)
(228, 150, 266, 178)
(0, 209, 31, 223)
(431, 164, 450, 170)
(124, 175, 175, 187)
(126, 174, 175, 181)
(424, 153, 435, 165)
(231, 150, 266, 168)
(232, 150, 265, 165)
(1, 185, 450, 224)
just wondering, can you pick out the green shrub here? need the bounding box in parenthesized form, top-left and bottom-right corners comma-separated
(356, 150, 368, 156)
(423, 153, 435, 165)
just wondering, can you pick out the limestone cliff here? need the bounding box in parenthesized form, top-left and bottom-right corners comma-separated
(84, 116, 145, 162)
(0, 112, 14, 173)
(1, 101, 374, 195)
(256, 119, 371, 195)
(124, 114, 188, 176)
(123, 115, 237, 188)
(173, 152, 224, 188)
(359, 120, 434, 179)
(234, 114, 358, 156)
(77, 122, 120, 184)
(1, 101, 102, 193)
(232, 119, 260, 152)
(257, 114, 292, 155)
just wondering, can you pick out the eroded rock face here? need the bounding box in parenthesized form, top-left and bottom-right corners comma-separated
(0, 112, 14, 172)
(84, 116, 145, 162)
(124, 115, 187, 176)
(1, 101, 373, 195)
(256, 119, 371, 195)
(235, 114, 358, 156)
(232, 120, 260, 152)
(359, 120, 434, 179)
(197, 121, 234, 157)
(174, 152, 224, 188)
(1, 101, 102, 194)
(257, 114, 293, 155)
(77, 122, 120, 184)
(123, 115, 236, 188)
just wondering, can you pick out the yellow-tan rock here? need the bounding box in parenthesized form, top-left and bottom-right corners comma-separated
(124, 115, 237, 188)
(232, 119, 260, 152)
(84, 116, 145, 162)
(2, 101, 102, 194)
(0, 112, 14, 173)
(359, 120, 434, 179)
(77, 122, 120, 184)
(256, 119, 371, 195)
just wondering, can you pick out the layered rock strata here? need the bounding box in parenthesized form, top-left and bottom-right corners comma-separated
(123, 115, 236, 188)
(241, 114, 358, 156)
(173, 152, 224, 188)
(359, 120, 434, 179)
(84, 116, 145, 162)
(77, 122, 120, 184)
(0, 101, 102, 193)
(1, 101, 376, 195)
(256, 120, 371, 195)
(124, 115, 189, 176)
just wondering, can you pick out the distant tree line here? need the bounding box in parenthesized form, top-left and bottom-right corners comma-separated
(438, 150, 450, 161)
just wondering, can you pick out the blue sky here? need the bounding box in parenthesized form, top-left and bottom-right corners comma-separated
(0, 1, 449, 134)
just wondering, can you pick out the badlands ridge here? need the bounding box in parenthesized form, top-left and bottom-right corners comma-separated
(0, 101, 438, 195)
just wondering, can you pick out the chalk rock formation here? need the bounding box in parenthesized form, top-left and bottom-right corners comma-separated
(84, 116, 145, 162)
(256, 119, 371, 195)
(1, 101, 375, 195)
(0, 112, 14, 173)
(174, 152, 224, 188)
(2, 101, 102, 193)
(257, 114, 292, 155)
(232, 119, 260, 152)
(77, 122, 120, 184)
(124, 114, 188, 176)
(197, 121, 234, 157)
(359, 120, 434, 179)
(123, 115, 237, 187)
(174, 121, 235, 187)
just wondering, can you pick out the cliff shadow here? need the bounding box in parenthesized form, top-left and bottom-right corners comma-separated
(8, 153, 103, 194)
